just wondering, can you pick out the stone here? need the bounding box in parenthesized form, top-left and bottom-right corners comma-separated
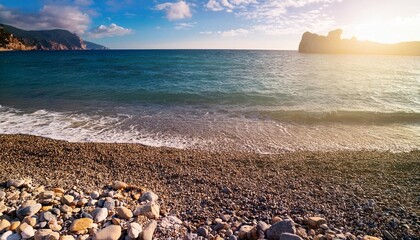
(197, 226, 208, 237)
(229, 236, 238, 240)
(382, 230, 396, 240)
(256, 221, 270, 239)
(267, 219, 296, 240)
(238, 225, 253, 239)
(48, 219, 62, 232)
(9, 221, 20, 231)
(94, 225, 121, 240)
(21, 225, 35, 239)
(39, 191, 55, 199)
(142, 220, 157, 240)
(17, 203, 42, 217)
(111, 218, 120, 225)
(0, 219, 11, 232)
(1, 231, 21, 240)
(17, 222, 30, 233)
(92, 208, 108, 223)
(127, 222, 142, 239)
(70, 218, 93, 232)
(272, 216, 283, 224)
(23, 216, 37, 226)
(60, 205, 72, 213)
(116, 207, 132, 220)
(35, 221, 47, 229)
(0, 203, 6, 214)
(214, 222, 229, 231)
(7, 179, 25, 188)
(61, 195, 74, 205)
(295, 227, 307, 238)
(0, 191, 5, 199)
(40, 211, 56, 222)
(134, 202, 160, 219)
(140, 191, 158, 202)
(34, 229, 60, 240)
(61, 236, 76, 240)
(103, 198, 115, 211)
(280, 233, 303, 240)
(52, 188, 65, 194)
(90, 191, 100, 199)
(362, 236, 381, 240)
(111, 181, 127, 190)
(307, 217, 327, 228)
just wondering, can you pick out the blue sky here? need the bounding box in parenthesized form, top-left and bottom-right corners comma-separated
(0, 0, 419, 49)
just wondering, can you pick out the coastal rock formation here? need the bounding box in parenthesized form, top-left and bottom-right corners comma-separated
(299, 29, 420, 56)
(0, 23, 107, 51)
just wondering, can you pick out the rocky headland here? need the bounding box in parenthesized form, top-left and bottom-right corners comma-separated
(0, 24, 107, 51)
(0, 134, 419, 240)
(298, 29, 420, 56)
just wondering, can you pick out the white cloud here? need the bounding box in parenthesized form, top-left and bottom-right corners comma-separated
(0, 4, 91, 34)
(206, 0, 256, 12)
(87, 23, 133, 38)
(155, 1, 192, 21)
(199, 31, 213, 35)
(175, 22, 196, 30)
(219, 28, 250, 37)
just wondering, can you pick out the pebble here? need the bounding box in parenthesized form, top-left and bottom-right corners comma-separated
(142, 220, 157, 240)
(134, 202, 160, 219)
(21, 225, 35, 239)
(40, 211, 56, 222)
(91, 191, 100, 199)
(7, 179, 25, 188)
(197, 226, 209, 237)
(1, 231, 20, 240)
(61, 236, 76, 240)
(307, 217, 327, 228)
(62, 195, 75, 205)
(280, 233, 303, 240)
(94, 225, 122, 240)
(17, 203, 42, 217)
(70, 218, 93, 232)
(116, 206, 133, 219)
(103, 198, 115, 211)
(22, 216, 37, 227)
(112, 181, 128, 190)
(0, 219, 11, 232)
(127, 222, 142, 239)
(34, 229, 60, 240)
(9, 221, 20, 231)
(92, 208, 108, 223)
(267, 219, 296, 240)
(140, 191, 159, 202)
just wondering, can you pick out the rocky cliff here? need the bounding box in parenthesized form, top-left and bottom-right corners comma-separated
(298, 29, 420, 56)
(0, 24, 107, 51)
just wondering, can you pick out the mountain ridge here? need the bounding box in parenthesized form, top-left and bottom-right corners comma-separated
(0, 23, 107, 51)
(298, 29, 420, 56)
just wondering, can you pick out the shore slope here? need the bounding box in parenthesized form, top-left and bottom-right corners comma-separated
(0, 134, 418, 239)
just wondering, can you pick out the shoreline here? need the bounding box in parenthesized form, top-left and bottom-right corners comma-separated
(0, 134, 419, 239)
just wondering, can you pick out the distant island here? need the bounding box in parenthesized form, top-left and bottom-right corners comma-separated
(0, 24, 107, 51)
(299, 29, 420, 56)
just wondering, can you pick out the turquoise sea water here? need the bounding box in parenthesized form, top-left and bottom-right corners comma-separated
(0, 50, 419, 152)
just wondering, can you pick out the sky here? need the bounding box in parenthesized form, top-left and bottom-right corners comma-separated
(0, 0, 419, 49)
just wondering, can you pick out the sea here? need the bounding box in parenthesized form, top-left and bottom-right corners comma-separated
(0, 50, 419, 153)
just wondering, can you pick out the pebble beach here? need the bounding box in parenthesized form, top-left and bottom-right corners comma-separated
(0, 134, 419, 240)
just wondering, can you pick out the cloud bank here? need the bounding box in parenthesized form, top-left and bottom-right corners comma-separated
(155, 1, 192, 21)
(0, 4, 90, 34)
(87, 23, 133, 38)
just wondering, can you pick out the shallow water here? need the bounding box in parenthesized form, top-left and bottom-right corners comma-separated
(1, 50, 419, 152)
